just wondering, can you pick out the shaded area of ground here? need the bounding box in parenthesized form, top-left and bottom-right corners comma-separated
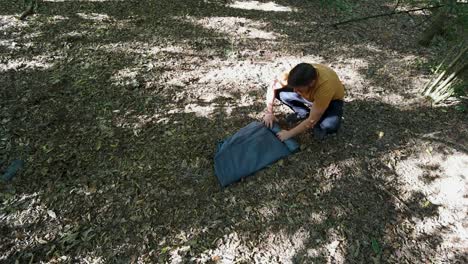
(1, 0, 467, 263)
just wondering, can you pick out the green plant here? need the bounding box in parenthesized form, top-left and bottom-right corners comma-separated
(422, 42, 468, 104)
(319, 0, 356, 14)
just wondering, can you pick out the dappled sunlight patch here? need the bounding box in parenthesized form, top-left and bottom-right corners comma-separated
(329, 56, 425, 103)
(380, 93, 409, 105)
(408, 75, 430, 94)
(328, 56, 388, 99)
(308, 211, 327, 224)
(182, 16, 283, 40)
(97, 41, 202, 61)
(196, 229, 309, 262)
(0, 36, 40, 51)
(70, 255, 104, 264)
(256, 201, 279, 220)
(110, 67, 141, 88)
(0, 15, 29, 31)
(62, 30, 90, 40)
(331, 58, 369, 90)
(174, 91, 258, 117)
(76, 12, 112, 22)
(168, 103, 217, 118)
(228, 1, 295, 12)
(197, 56, 322, 88)
(99, 42, 145, 55)
(147, 44, 202, 56)
(48, 15, 68, 21)
(1, 192, 46, 226)
(0, 39, 21, 50)
(0, 55, 57, 71)
(22, 31, 43, 40)
(255, 228, 310, 262)
(0, 192, 69, 260)
(360, 43, 384, 53)
(43, 15, 69, 25)
(333, 44, 435, 100)
(113, 112, 162, 137)
(168, 56, 332, 110)
(395, 150, 468, 258)
(197, 60, 274, 86)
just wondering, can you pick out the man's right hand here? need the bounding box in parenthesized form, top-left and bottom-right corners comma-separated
(262, 112, 276, 128)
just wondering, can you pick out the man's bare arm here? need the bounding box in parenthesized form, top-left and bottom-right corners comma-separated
(288, 104, 326, 137)
(265, 79, 286, 112)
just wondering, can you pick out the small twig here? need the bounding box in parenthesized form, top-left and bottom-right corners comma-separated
(378, 185, 413, 213)
(331, 5, 444, 28)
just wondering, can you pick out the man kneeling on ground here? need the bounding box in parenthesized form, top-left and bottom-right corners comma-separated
(262, 63, 345, 141)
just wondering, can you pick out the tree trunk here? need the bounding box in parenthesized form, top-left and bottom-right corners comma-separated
(19, 0, 37, 21)
(418, 0, 455, 46)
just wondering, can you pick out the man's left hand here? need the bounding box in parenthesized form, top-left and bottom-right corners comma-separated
(276, 130, 293, 142)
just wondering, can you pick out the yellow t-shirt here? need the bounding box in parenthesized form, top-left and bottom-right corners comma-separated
(278, 63, 345, 109)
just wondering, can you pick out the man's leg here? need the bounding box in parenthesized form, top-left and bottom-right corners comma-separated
(313, 100, 344, 139)
(275, 87, 312, 119)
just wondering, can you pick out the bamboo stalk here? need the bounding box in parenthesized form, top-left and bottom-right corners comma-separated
(423, 44, 468, 96)
(424, 69, 447, 96)
(434, 88, 455, 103)
(422, 45, 456, 94)
(433, 86, 455, 103)
(431, 71, 458, 96)
(433, 62, 468, 95)
(432, 84, 454, 102)
(431, 63, 468, 103)
(434, 42, 461, 75)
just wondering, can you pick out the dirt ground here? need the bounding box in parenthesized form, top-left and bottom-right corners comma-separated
(1, 0, 467, 263)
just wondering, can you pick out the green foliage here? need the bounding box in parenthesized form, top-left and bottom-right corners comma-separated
(23, 0, 38, 10)
(455, 104, 466, 113)
(422, 43, 467, 104)
(319, 0, 356, 14)
(371, 238, 382, 255)
(439, 1, 468, 41)
(452, 2, 468, 29)
(453, 82, 467, 96)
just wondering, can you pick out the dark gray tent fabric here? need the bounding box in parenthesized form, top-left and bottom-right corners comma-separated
(214, 121, 299, 187)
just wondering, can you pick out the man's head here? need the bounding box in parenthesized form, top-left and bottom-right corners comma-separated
(287, 63, 317, 93)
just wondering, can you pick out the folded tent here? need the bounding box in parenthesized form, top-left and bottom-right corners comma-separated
(214, 121, 299, 187)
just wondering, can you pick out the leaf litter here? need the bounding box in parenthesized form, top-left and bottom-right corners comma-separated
(1, 0, 467, 263)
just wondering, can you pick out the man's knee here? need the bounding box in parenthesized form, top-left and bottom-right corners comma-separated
(276, 89, 296, 102)
(319, 116, 341, 133)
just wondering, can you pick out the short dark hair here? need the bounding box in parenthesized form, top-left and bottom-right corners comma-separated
(287, 63, 317, 87)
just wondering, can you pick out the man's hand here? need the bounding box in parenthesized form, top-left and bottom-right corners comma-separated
(276, 130, 293, 142)
(262, 112, 276, 128)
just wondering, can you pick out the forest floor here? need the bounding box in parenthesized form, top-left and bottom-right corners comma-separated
(1, 0, 467, 263)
